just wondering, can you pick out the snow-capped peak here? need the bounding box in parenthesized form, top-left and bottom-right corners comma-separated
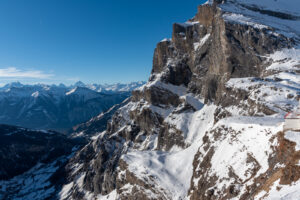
(31, 91, 40, 98)
(73, 81, 86, 87)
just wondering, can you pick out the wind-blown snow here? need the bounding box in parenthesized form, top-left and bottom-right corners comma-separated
(122, 104, 217, 199)
(266, 48, 300, 71)
(223, 13, 269, 29)
(219, 0, 300, 38)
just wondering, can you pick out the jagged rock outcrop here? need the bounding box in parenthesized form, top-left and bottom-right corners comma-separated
(60, 0, 300, 199)
(41, 1, 300, 200)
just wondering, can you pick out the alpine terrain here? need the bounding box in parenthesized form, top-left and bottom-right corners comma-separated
(0, 81, 144, 132)
(1, 0, 300, 199)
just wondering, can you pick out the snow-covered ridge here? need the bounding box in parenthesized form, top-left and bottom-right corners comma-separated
(0, 81, 146, 94)
(0, 81, 143, 131)
(6, 0, 300, 199)
(216, 0, 300, 38)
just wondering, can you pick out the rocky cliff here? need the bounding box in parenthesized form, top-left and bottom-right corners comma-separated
(58, 0, 300, 199)
(2, 0, 299, 199)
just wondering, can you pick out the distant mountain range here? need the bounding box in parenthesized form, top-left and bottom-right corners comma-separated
(0, 81, 145, 132)
(0, 81, 146, 93)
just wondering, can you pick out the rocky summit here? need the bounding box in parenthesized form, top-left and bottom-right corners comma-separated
(1, 0, 300, 199)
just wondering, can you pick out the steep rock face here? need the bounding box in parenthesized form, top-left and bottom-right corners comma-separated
(152, 4, 293, 103)
(59, 1, 300, 200)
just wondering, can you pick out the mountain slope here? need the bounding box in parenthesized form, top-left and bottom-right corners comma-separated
(0, 82, 144, 132)
(0, 124, 82, 200)
(57, 1, 300, 199)
(2, 0, 300, 199)
(69, 98, 130, 139)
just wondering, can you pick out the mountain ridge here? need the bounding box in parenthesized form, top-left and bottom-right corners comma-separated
(1, 0, 300, 199)
(0, 81, 146, 93)
(0, 81, 145, 132)
(57, 0, 300, 199)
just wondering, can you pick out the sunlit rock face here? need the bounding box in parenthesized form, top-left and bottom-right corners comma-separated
(59, 1, 300, 199)
(2, 0, 300, 199)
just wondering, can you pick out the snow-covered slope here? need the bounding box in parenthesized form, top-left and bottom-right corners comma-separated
(2, 0, 300, 199)
(55, 1, 300, 199)
(0, 124, 81, 200)
(208, 0, 300, 38)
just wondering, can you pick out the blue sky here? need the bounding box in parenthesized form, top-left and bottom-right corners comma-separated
(0, 0, 206, 86)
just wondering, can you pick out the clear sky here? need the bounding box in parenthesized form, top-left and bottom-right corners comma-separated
(0, 0, 206, 86)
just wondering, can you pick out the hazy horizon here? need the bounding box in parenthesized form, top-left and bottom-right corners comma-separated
(0, 80, 146, 88)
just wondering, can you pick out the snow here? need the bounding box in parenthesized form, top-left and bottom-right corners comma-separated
(284, 130, 300, 151)
(123, 45, 300, 198)
(163, 101, 213, 144)
(231, 0, 300, 16)
(92, 81, 146, 93)
(0, 81, 145, 98)
(226, 73, 300, 117)
(210, 116, 281, 182)
(180, 94, 204, 110)
(209, 44, 300, 198)
(156, 82, 187, 96)
(65, 88, 76, 95)
(182, 21, 199, 27)
(31, 91, 39, 98)
(122, 150, 192, 199)
(138, 73, 187, 97)
(161, 38, 171, 42)
(194, 33, 211, 50)
(59, 182, 74, 199)
(121, 104, 217, 199)
(65, 87, 99, 98)
(256, 179, 300, 200)
(0, 161, 59, 200)
(218, 0, 300, 38)
(223, 13, 269, 29)
(147, 104, 173, 118)
(59, 172, 119, 200)
(266, 48, 300, 71)
(204, 0, 213, 5)
(65, 87, 107, 101)
(95, 190, 118, 200)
